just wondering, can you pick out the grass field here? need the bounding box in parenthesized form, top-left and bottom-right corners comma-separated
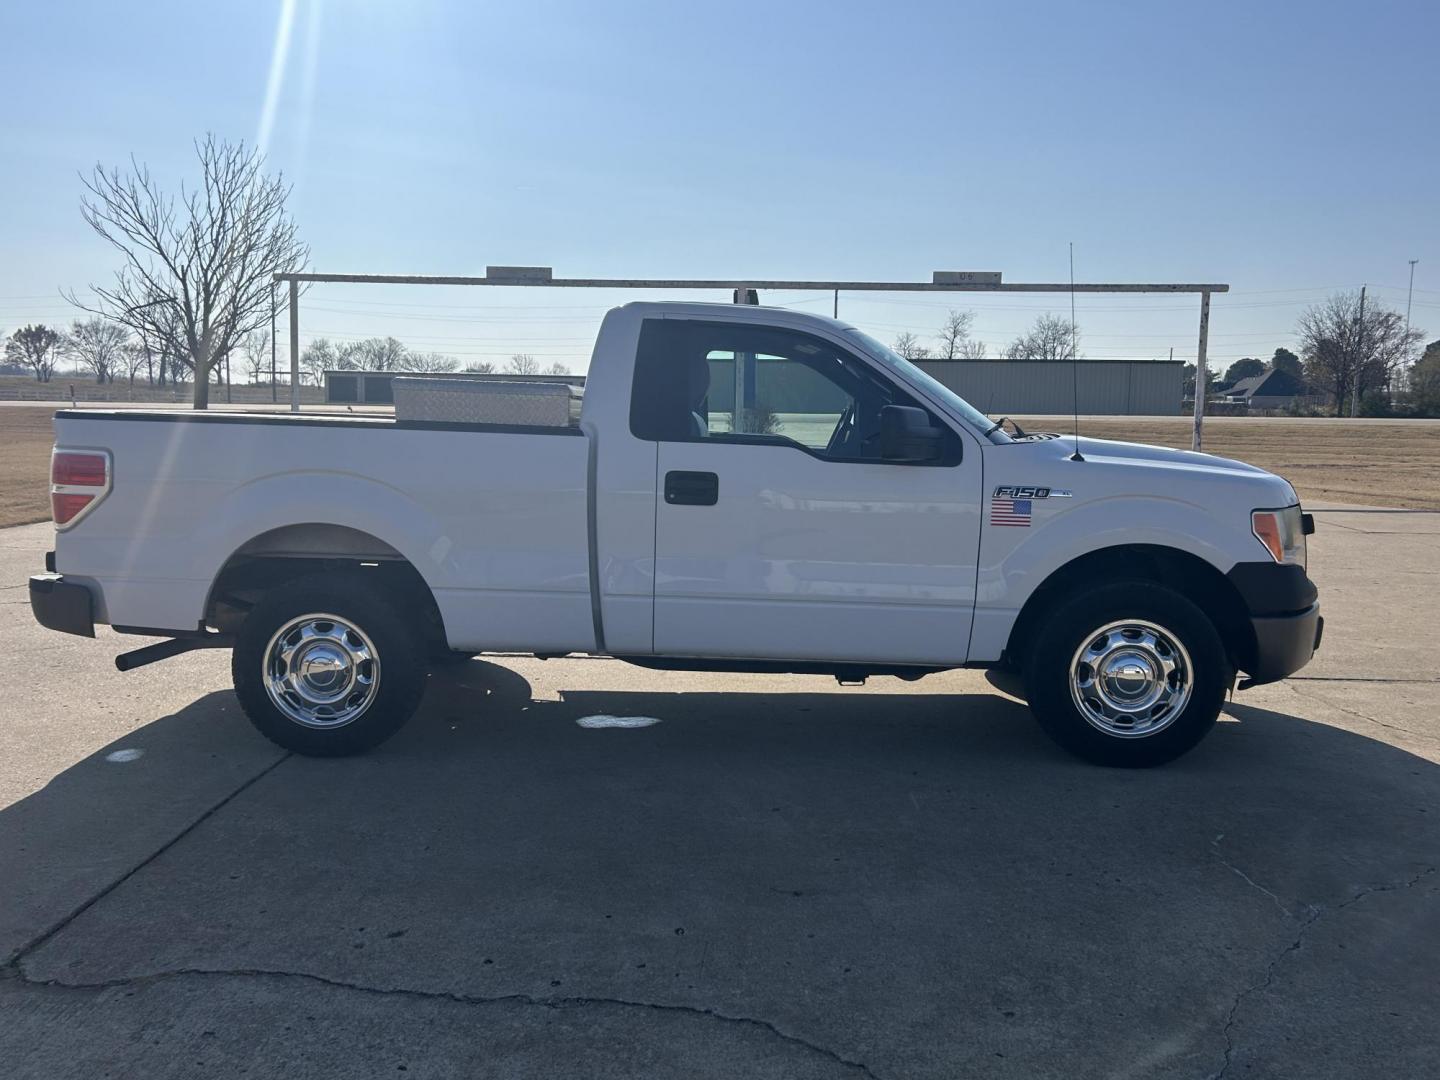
(1, 409, 59, 528)
(1, 407, 1436, 529)
(1016, 415, 1440, 510)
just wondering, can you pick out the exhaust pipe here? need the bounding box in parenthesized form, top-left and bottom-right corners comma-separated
(115, 633, 235, 672)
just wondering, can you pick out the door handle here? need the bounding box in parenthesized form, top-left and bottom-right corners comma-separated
(664, 470, 719, 506)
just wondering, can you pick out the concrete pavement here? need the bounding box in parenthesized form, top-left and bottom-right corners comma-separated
(1, 513, 1436, 1079)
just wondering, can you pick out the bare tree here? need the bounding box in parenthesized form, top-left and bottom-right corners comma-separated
(70, 135, 307, 409)
(464, 361, 497, 374)
(6, 324, 64, 382)
(300, 338, 342, 386)
(891, 332, 930, 361)
(545, 362, 570, 376)
(340, 337, 410, 371)
(935, 309, 976, 359)
(239, 331, 271, 385)
(1004, 313, 1079, 360)
(132, 296, 188, 387)
(507, 353, 540, 375)
(958, 339, 988, 360)
(67, 317, 130, 383)
(119, 340, 149, 387)
(1297, 291, 1424, 415)
(403, 351, 459, 373)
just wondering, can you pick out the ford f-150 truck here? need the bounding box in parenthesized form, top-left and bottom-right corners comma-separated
(29, 301, 1321, 766)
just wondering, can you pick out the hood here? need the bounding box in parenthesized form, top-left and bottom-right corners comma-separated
(1067, 435, 1270, 475)
(997, 433, 1299, 507)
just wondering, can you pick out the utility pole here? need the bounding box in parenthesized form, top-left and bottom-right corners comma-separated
(1404, 259, 1419, 371)
(1351, 285, 1366, 417)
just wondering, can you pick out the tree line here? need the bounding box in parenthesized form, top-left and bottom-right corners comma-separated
(2, 322, 572, 390)
(296, 339, 567, 385)
(887, 292, 1432, 416)
(5, 317, 176, 387)
(891, 310, 1079, 362)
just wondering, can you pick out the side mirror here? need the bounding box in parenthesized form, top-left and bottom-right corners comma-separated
(879, 405, 944, 463)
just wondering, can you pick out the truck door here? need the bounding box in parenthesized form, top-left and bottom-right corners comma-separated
(632, 317, 983, 666)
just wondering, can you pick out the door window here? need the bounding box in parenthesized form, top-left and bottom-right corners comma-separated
(631, 319, 955, 464)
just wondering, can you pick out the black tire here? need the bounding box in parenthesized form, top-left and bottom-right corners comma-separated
(1022, 580, 1231, 767)
(232, 575, 427, 756)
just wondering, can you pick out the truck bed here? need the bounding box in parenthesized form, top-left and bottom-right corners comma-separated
(51, 409, 597, 653)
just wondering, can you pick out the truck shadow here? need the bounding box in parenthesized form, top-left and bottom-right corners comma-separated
(5, 659, 1438, 1077)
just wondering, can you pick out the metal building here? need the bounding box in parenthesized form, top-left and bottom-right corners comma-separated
(915, 359, 1182, 416)
(324, 370, 584, 405)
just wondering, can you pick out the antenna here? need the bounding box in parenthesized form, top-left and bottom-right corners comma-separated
(1068, 243, 1084, 461)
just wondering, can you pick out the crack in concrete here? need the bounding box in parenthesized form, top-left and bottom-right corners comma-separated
(3, 752, 290, 967)
(1209, 835, 1291, 919)
(1289, 675, 1440, 685)
(1282, 682, 1439, 743)
(5, 964, 879, 1078)
(1205, 866, 1436, 1080)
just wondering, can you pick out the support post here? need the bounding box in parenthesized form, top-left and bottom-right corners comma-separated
(288, 277, 300, 413)
(1191, 290, 1211, 452)
(270, 283, 277, 404)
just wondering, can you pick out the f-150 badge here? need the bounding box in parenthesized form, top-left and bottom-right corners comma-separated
(993, 486, 1072, 499)
(991, 486, 1071, 527)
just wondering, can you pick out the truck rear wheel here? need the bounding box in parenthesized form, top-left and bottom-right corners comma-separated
(232, 576, 427, 756)
(1023, 581, 1231, 767)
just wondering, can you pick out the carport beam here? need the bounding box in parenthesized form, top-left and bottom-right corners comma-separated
(1192, 290, 1211, 452)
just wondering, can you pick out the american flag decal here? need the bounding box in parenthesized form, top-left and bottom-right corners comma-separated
(990, 495, 1033, 526)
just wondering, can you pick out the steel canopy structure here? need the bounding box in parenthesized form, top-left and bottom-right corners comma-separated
(272, 267, 1229, 449)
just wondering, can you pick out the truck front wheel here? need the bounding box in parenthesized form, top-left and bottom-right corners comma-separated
(1023, 581, 1231, 767)
(232, 576, 427, 756)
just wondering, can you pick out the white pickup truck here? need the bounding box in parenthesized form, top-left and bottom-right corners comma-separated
(30, 301, 1321, 766)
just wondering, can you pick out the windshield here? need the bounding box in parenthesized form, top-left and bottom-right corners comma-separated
(844, 329, 1011, 441)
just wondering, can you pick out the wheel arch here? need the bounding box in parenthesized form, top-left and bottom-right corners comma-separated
(205, 523, 448, 653)
(1004, 544, 1255, 675)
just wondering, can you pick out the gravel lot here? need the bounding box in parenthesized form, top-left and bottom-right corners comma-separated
(1, 510, 1437, 1079)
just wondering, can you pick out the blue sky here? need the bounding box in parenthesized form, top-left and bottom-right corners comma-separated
(2, 0, 1436, 373)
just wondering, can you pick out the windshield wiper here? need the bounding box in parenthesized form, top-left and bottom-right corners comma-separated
(985, 417, 1009, 437)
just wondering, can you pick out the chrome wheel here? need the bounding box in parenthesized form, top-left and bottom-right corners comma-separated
(262, 613, 380, 729)
(1069, 619, 1193, 739)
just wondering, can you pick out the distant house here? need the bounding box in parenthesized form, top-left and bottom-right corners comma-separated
(1222, 369, 1322, 411)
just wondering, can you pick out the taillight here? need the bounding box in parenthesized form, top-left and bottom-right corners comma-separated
(51, 449, 111, 529)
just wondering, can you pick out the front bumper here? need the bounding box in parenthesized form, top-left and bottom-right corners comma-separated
(1248, 603, 1323, 685)
(1226, 561, 1321, 686)
(30, 574, 96, 638)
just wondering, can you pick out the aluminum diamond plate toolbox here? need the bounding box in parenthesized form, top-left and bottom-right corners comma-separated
(392, 377, 580, 427)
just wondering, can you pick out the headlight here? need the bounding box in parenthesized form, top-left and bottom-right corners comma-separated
(1251, 505, 1306, 568)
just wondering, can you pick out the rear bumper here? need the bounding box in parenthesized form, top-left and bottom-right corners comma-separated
(29, 574, 96, 638)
